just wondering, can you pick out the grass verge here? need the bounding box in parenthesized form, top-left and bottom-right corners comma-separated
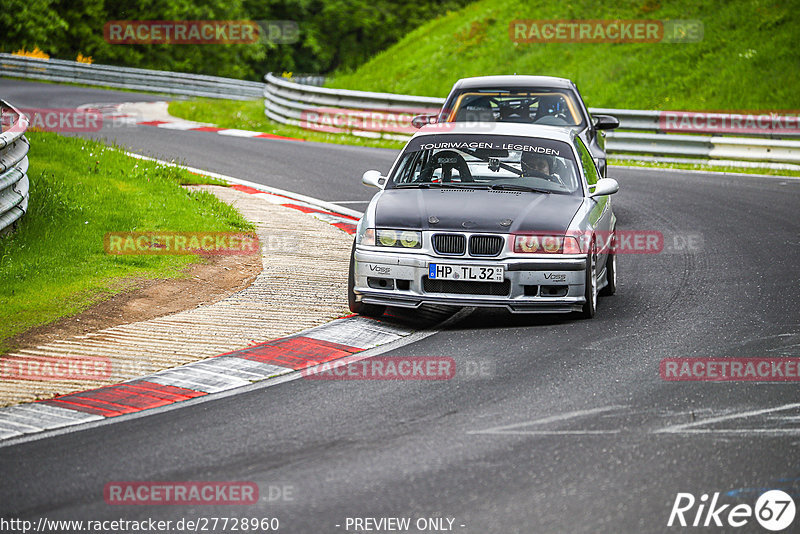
(0, 131, 253, 353)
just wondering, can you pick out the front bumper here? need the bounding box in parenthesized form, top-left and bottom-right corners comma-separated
(353, 248, 587, 314)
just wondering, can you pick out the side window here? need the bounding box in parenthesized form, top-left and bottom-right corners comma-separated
(575, 137, 598, 186)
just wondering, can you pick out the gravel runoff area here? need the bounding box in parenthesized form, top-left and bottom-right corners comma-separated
(0, 185, 352, 406)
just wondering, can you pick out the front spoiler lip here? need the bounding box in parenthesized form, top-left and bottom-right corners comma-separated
(353, 248, 587, 314)
(359, 293, 584, 314)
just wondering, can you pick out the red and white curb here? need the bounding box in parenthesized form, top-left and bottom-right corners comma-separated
(136, 119, 301, 142)
(80, 101, 303, 142)
(0, 315, 415, 441)
(226, 183, 359, 234)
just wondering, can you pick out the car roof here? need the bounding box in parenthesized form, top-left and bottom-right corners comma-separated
(413, 122, 577, 144)
(452, 75, 575, 90)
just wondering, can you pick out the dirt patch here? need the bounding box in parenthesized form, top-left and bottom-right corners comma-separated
(2, 253, 262, 356)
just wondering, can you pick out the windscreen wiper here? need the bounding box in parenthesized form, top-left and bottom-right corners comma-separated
(490, 183, 551, 194)
(394, 183, 435, 188)
(438, 182, 489, 188)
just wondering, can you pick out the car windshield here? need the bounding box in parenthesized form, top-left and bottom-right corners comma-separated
(388, 134, 582, 195)
(447, 90, 585, 129)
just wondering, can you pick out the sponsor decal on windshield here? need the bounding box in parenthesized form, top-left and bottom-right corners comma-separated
(417, 141, 561, 156)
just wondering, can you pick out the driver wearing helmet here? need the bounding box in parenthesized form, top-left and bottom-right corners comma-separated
(520, 152, 564, 186)
(521, 152, 553, 176)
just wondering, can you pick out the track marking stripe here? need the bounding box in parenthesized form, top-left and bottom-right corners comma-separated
(127, 380, 206, 399)
(144, 369, 250, 394)
(233, 336, 359, 370)
(120, 383, 195, 402)
(136, 119, 305, 142)
(281, 204, 360, 221)
(332, 222, 357, 234)
(49, 393, 145, 414)
(43, 398, 131, 417)
(74, 386, 175, 410)
(230, 184, 263, 195)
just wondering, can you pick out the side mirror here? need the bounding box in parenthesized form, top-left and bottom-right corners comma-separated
(411, 114, 437, 129)
(589, 178, 619, 197)
(362, 170, 386, 188)
(593, 114, 620, 130)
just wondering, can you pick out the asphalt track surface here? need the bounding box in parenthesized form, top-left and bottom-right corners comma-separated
(2, 79, 800, 533)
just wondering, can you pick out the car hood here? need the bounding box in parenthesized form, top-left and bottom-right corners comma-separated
(374, 188, 583, 234)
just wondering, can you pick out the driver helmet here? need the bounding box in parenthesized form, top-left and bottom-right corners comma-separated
(520, 151, 553, 176)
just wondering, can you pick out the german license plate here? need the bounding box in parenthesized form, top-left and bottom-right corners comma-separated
(428, 264, 504, 282)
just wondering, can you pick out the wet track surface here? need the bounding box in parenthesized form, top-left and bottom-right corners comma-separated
(2, 79, 800, 533)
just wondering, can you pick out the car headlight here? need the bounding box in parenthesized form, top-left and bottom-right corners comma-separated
(367, 229, 422, 249)
(361, 228, 376, 246)
(514, 235, 581, 254)
(379, 229, 399, 247)
(398, 231, 422, 248)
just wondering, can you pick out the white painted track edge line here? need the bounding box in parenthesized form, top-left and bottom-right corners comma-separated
(654, 402, 800, 433)
(466, 405, 628, 434)
(118, 149, 365, 218)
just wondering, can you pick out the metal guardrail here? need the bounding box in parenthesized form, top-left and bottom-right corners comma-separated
(264, 74, 800, 169)
(0, 54, 264, 100)
(0, 100, 30, 235)
(264, 73, 442, 141)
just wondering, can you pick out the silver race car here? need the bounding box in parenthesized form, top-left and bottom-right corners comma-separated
(348, 123, 619, 319)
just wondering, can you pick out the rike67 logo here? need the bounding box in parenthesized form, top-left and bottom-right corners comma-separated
(668, 490, 796, 531)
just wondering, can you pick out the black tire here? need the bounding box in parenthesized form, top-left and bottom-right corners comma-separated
(579, 250, 597, 319)
(347, 242, 386, 318)
(600, 249, 617, 296)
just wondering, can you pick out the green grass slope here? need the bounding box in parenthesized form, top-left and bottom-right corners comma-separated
(0, 132, 250, 351)
(329, 0, 800, 111)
